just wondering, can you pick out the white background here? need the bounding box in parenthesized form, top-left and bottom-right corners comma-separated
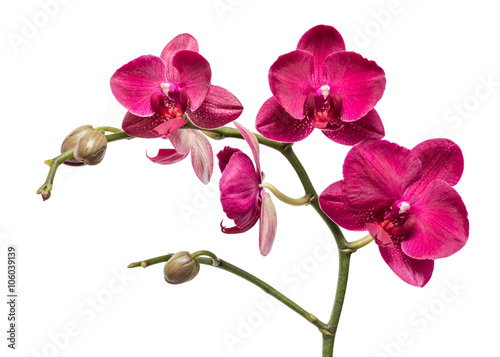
(1, 0, 499, 356)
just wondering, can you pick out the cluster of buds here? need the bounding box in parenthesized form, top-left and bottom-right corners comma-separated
(61, 125, 107, 166)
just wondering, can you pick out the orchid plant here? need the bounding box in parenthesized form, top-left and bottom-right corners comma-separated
(37, 25, 469, 356)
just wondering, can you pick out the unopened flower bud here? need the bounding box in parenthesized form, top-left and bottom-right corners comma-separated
(164, 251, 200, 285)
(41, 189, 51, 201)
(74, 130, 107, 165)
(61, 125, 94, 165)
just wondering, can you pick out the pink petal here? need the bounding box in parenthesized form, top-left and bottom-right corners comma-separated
(219, 152, 261, 228)
(161, 33, 199, 82)
(297, 25, 345, 84)
(319, 181, 375, 231)
(186, 85, 243, 129)
(190, 130, 214, 184)
(402, 180, 469, 260)
(321, 109, 384, 145)
(259, 192, 277, 256)
(147, 148, 189, 165)
(110, 55, 166, 116)
(323, 51, 386, 122)
(233, 121, 261, 174)
(173, 50, 211, 111)
(268, 50, 315, 119)
(256, 97, 314, 142)
(122, 112, 165, 138)
(342, 140, 422, 210)
(167, 129, 194, 155)
(404, 139, 464, 200)
(217, 146, 242, 173)
(154, 118, 187, 136)
(379, 246, 434, 287)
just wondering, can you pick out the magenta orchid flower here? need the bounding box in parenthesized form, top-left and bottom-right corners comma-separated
(110, 33, 243, 138)
(256, 25, 386, 145)
(218, 122, 277, 256)
(319, 139, 469, 287)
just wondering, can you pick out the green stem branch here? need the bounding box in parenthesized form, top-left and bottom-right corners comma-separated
(42, 121, 354, 356)
(128, 253, 330, 332)
(186, 123, 351, 355)
(260, 182, 311, 206)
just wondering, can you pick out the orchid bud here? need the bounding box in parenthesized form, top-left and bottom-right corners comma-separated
(164, 251, 200, 285)
(61, 125, 94, 165)
(73, 130, 107, 165)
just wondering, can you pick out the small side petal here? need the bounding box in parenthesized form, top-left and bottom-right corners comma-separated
(186, 85, 243, 129)
(173, 50, 211, 111)
(110, 55, 166, 116)
(121, 112, 165, 138)
(219, 152, 261, 228)
(153, 118, 187, 136)
(233, 121, 261, 174)
(404, 139, 464, 200)
(321, 109, 384, 145)
(269, 50, 315, 119)
(167, 129, 194, 155)
(324, 51, 386, 122)
(379, 246, 434, 287)
(147, 148, 189, 165)
(259, 192, 278, 256)
(319, 181, 375, 231)
(217, 146, 242, 173)
(256, 97, 314, 142)
(297, 25, 345, 84)
(190, 130, 214, 185)
(402, 180, 469, 260)
(342, 140, 422, 210)
(161, 33, 199, 82)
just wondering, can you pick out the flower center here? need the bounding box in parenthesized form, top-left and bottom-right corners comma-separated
(310, 85, 343, 130)
(380, 200, 411, 230)
(370, 200, 415, 248)
(151, 82, 186, 119)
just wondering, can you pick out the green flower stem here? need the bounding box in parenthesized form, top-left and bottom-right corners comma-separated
(190, 250, 221, 266)
(186, 123, 351, 355)
(322, 250, 351, 356)
(128, 253, 174, 268)
(260, 182, 311, 206)
(94, 126, 124, 133)
(41, 121, 353, 356)
(37, 129, 132, 199)
(280, 146, 347, 250)
(183, 122, 291, 151)
(346, 234, 373, 252)
(128, 253, 330, 332)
